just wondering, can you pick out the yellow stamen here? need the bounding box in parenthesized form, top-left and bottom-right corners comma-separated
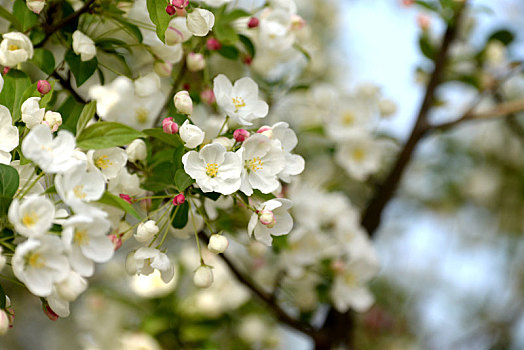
(22, 212, 38, 227)
(232, 97, 246, 113)
(8, 44, 19, 51)
(28, 252, 45, 268)
(344, 272, 357, 286)
(246, 157, 263, 172)
(351, 148, 365, 161)
(341, 111, 355, 126)
(73, 185, 87, 199)
(206, 163, 219, 178)
(135, 108, 149, 124)
(95, 155, 112, 169)
(74, 229, 89, 245)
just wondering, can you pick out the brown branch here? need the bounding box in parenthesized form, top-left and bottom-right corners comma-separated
(52, 71, 87, 104)
(153, 60, 188, 126)
(360, 1, 468, 237)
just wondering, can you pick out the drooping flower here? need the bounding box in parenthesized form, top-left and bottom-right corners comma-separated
(126, 248, 174, 283)
(183, 143, 242, 195)
(26, 0, 46, 14)
(213, 74, 269, 125)
(72, 30, 96, 61)
(247, 198, 293, 245)
(0, 105, 19, 164)
(179, 120, 205, 148)
(8, 195, 55, 237)
(0, 32, 34, 67)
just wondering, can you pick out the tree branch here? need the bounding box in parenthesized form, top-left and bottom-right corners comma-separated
(360, 2, 468, 237)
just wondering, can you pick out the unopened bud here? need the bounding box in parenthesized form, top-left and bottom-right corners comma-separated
(162, 117, 179, 134)
(166, 5, 176, 15)
(248, 17, 259, 28)
(171, 0, 189, 9)
(0, 309, 8, 335)
(193, 265, 213, 288)
(243, 56, 253, 65)
(154, 61, 173, 77)
(174, 90, 193, 115)
(417, 14, 430, 30)
(256, 126, 273, 139)
(258, 210, 275, 228)
(119, 193, 133, 204)
(135, 220, 159, 242)
(186, 52, 205, 72)
(126, 139, 147, 163)
(37, 80, 51, 94)
(208, 234, 229, 254)
(206, 38, 221, 51)
(290, 15, 306, 30)
(55, 271, 88, 302)
(43, 111, 62, 132)
(173, 193, 186, 206)
(233, 129, 249, 142)
(109, 234, 122, 251)
(42, 302, 59, 321)
(200, 89, 215, 104)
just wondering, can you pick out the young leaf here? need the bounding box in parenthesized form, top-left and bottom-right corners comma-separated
(64, 50, 98, 87)
(76, 101, 97, 135)
(171, 201, 189, 229)
(218, 45, 240, 60)
(0, 164, 20, 217)
(0, 69, 31, 121)
(57, 96, 84, 134)
(30, 48, 56, 75)
(143, 128, 183, 147)
(13, 0, 39, 32)
(0, 7, 22, 31)
(175, 169, 194, 192)
(146, 0, 171, 43)
(96, 191, 141, 220)
(238, 34, 256, 58)
(76, 122, 146, 149)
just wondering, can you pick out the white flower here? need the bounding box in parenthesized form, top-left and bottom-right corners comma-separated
(12, 236, 69, 296)
(208, 234, 229, 254)
(326, 97, 375, 141)
(237, 134, 285, 195)
(26, 0, 45, 13)
(62, 214, 113, 277)
(263, 122, 305, 182)
(174, 90, 193, 115)
(248, 198, 293, 245)
(0, 74, 3, 93)
(21, 97, 45, 129)
(334, 133, 383, 181)
(165, 17, 192, 45)
(0, 105, 19, 164)
(55, 270, 88, 302)
(179, 120, 205, 148)
(10, 160, 44, 195)
(193, 265, 213, 288)
(107, 167, 144, 197)
(135, 220, 159, 242)
(87, 147, 128, 180)
(55, 164, 105, 209)
(8, 195, 55, 237)
(182, 143, 242, 195)
(126, 139, 147, 163)
(0, 309, 8, 335)
(131, 269, 178, 298)
(186, 52, 205, 72)
(72, 30, 96, 61)
(0, 32, 34, 67)
(43, 111, 62, 132)
(213, 75, 269, 126)
(119, 333, 162, 350)
(22, 124, 80, 173)
(126, 248, 174, 283)
(186, 8, 215, 37)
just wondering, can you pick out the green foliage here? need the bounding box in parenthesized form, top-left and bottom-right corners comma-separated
(174, 169, 194, 192)
(57, 96, 84, 134)
(238, 34, 256, 58)
(76, 122, 146, 149)
(142, 162, 175, 192)
(76, 101, 97, 135)
(12, 0, 38, 32)
(97, 191, 141, 219)
(0, 283, 5, 309)
(30, 48, 56, 75)
(0, 6, 22, 31)
(171, 201, 189, 229)
(488, 29, 515, 46)
(64, 49, 98, 87)
(218, 45, 240, 60)
(0, 164, 19, 218)
(0, 69, 31, 121)
(143, 128, 183, 147)
(146, 0, 171, 43)
(419, 34, 436, 60)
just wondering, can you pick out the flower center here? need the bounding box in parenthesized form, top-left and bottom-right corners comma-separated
(205, 163, 219, 178)
(74, 229, 89, 246)
(27, 252, 45, 268)
(232, 97, 246, 113)
(8, 44, 19, 51)
(22, 211, 38, 227)
(343, 272, 357, 286)
(351, 148, 365, 161)
(95, 155, 112, 169)
(246, 157, 263, 172)
(341, 111, 355, 126)
(73, 185, 87, 199)
(135, 107, 149, 124)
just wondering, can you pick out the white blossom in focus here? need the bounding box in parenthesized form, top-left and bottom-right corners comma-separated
(72, 30, 96, 61)
(0, 105, 19, 164)
(21, 97, 45, 129)
(186, 9, 215, 37)
(179, 120, 205, 148)
(87, 147, 128, 180)
(8, 195, 55, 237)
(55, 164, 105, 209)
(248, 198, 293, 245)
(0, 32, 34, 67)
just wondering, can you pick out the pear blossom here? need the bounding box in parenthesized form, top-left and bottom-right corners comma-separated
(22, 124, 80, 173)
(0, 32, 34, 67)
(55, 164, 105, 209)
(72, 30, 96, 61)
(0, 105, 19, 164)
(186, 8, 215, 37)
(326, 97, 375, 140)
(87, 147, 128, 180)
(131, 269, 178, 298)
(126, 139, 147, 163)
(47, 270, 88, 318)
(21, 97, 45, 129)
(202, 0, 231, 7)
(334, 133, 383, 181)
(126, 248, 174, 283)
(187, 52, 205, 72)
(62, 214, 114, 277)
(248, 198, 293, 245)
(237, 134, 285, 195)
(213, 74, 269, 125)
(179, 120, 205, 148)
(8, 195, 55, 237)
(183, 143, 242, 195)
(12, 236, 69, 296)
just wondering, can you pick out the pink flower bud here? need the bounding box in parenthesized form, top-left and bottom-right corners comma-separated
(162, 117, 179, 134)
(154, 60, 173, 77)
(417, 14, 430, 30)
(37, 80, 51, 94)
(2, 67, 9, 75)
(258, 210, 276, 228)
(173, 193, 186, 206)
(200, 89, 216, 104)
(233, 129, 249, 143)
(402, 0, 414, 6)
(119, 194, 133, 204)
(166, 5, 176, 15)
(243, 56, 253, 65)
(290, 15, 306, 30)
(206, 38, 221, 51)
(248, 17, 259, 28)
(171, 0, 189, 9)
(256, 126, 273, 138)
(186, 52, 205, 72)
(42, 303, 59, 321)
(109, 234, 122, 251)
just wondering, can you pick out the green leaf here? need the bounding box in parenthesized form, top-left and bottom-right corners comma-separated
(0, 283, 5, 309)
(0, 164, 19, 217)
(175, 169, 194, 192)
(141, 162, 175, 192)
(143, 128, 183, 147)
(76, 101, 97, 135)
(43, 185, 57, 194)
(0, 7, 22, 31)
(96, 191, 141, 220)
(238, 34, 255, 58)
(170, 201, 189, 229)
(19, 82, 40, 106)
(222, 9, 251, 22)
(146, 0, 171, 43)
(39, 80, 56, 109)
(57, 96, 84, 134)
(0, 69, 31, 121)
(419, 34, 436, 60)
(218, 45, 240, 60)
(172, 145, 185, 170)
(414, 0, 439, 12)
(214, 23, 238, 45)
(64, 50, 98, 87)
(13, 0, 39, 32)
(112, 18, 143, 43)
(488, 29, 515, 46)
(76, 122, 146, 149)
(30, 49, 56, 75)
